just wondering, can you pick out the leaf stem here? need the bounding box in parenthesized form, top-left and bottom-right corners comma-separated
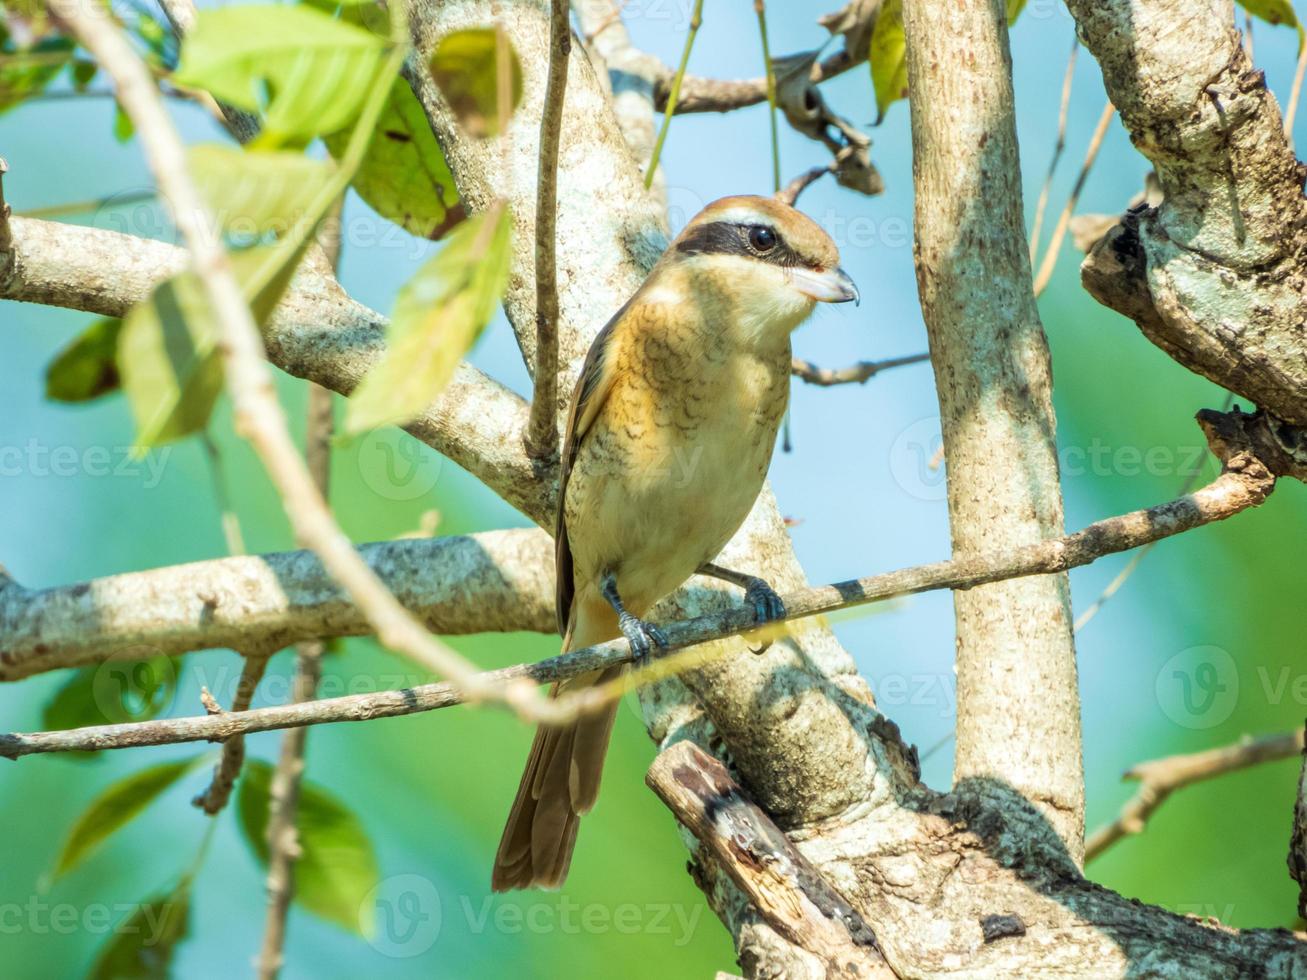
(754, 0, 781, 193)
(644, 0, 704, 189)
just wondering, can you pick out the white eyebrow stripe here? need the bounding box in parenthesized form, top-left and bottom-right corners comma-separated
(703, 207, 775, 226)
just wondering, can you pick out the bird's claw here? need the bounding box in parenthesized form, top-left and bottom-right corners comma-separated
(618, 612, 669, 663)
(743, 577, 785, 623)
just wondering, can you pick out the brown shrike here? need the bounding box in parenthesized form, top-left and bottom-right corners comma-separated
(492, 195, 858, 891)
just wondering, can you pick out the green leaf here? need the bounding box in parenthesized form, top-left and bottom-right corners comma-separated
(173, 5, 388, 144)
(0, 36, 72, 113)
(71, 59, 97, 91)
(324, 77, 463, 239)
(118, 248, 300, 448)
(55, 757, 203, 877)
(118, 272, 224, 449)
(1006, 0, 1027, 25)
(428, 27, 524, 137)
(1238, 0, 1305, 50)
(344, 205, 511, 434)
(88, 890, 190, 980)
(188, 143, 333, 236)
(113, 101, 135, 143)
(45, 318, 123, 403)
(868, 0, 907, 125)
(237, 759, 380, 934)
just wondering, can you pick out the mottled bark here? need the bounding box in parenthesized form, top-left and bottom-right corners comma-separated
(903, 0, 1083, 856)
(1069, 0, 1307, 428)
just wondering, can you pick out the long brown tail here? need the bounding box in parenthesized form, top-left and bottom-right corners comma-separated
(491, 604, 621, 891)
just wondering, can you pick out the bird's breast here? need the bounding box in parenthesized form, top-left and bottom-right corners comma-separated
(564, 326, 790, 614)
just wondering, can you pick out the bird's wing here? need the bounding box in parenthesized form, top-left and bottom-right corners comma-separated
(555, 299, 631, 635)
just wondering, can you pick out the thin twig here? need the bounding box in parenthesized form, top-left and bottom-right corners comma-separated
(54, 0, 543, 719)
(1286, 39, 1307, 140)
(192, 651, 271, 814)
(256, 378, 334, 980)
(1029, 37, 1078, 264)
(524, 0, 569, 462)
(775, 163, 834, 207)
(1032, 100, 1114, 298)
(0, 157, 11, 258)
(1, 435, 1280, 757)
(16, 188, 158, 220)
(754, 0, 781, 192)
(645, 0, 704, 188)
(1074, 391, 1234, 633)
(1085, 729, 1304, 862)
(791, 352, 930, 387)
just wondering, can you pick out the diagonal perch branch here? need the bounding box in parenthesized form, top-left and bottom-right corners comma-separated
(647, 740, 896, 979)
(0, 409, 1283, 759)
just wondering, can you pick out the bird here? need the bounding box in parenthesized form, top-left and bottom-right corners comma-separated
(491, 194, 858, 891)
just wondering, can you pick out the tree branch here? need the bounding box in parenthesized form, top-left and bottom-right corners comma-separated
(903, 0, 1084, 856)
(1, 429, 1278, 758)
(1085, 729, 1305, 863)
(0, 215, 552, 523)
(524, 0, 569, 462)
(257, 369, 335, 980)
(0, 528, 555, 682)
(1068, 0, 1307, 428)
(647, 741, 896, 979)
(192, 651, 271, 815)
(791, 353, 929, 387)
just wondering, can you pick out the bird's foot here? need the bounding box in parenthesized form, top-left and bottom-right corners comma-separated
(742, 576, 785, 623)
(618, 612, 669, 663)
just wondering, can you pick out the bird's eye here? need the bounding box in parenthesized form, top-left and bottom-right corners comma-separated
(748, 225, 778, 252)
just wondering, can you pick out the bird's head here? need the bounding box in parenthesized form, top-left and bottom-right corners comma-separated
(658, 195, 859, 344)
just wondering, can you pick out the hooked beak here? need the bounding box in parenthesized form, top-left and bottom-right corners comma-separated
(789, 266, 860, 305)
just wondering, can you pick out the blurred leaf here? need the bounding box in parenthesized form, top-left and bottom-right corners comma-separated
(1007, 0, 1027, 25)
(88, 890, 190, 980)
(118, 272, 223, 448)
(133, 12, 173, 66)
(113, 101, 134, 143)
(188, 143, 332, 236)
(42, 655, 179, 762)
(44, 318, 123, 403)
(118, 248, 296, 447)
(324, 77, 462, 239)
(55, 757, 203, 877)
(237, 759, 380, 934)
(344, 205, 510, 434)
(173, 5, 387, 144)
(868, 0, 907, 125)
(0, 35, 71, 112)
(71, 58, 96, 91)
(428, 27, 523, 137)
(1238, 0, 1305, 50)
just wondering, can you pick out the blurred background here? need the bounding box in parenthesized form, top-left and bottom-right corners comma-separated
(2, 1, 1305, 976)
